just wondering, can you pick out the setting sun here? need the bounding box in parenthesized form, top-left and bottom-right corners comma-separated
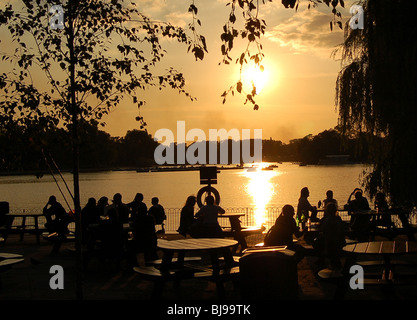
(242, 64, 270, 94)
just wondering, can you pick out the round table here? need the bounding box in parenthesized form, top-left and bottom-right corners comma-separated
(157, 238, 238, 268)
(157, 238, 238, 298)
(343, 240, 417, 281)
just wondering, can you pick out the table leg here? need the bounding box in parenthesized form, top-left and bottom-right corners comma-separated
(399, 213, 415, 241)
(155, 250, 175, 298)
(3, 216, 14, 243)
(209, 250, 225, 299)
(222, 247, 235, 269)
(19, 216, 26, 242)
(160, 250, 174, 274)
(35, 216, 40, 245)
(335, 252, 357, 299)
(228, 217, 247, 252)
(382, 255, 392, 281)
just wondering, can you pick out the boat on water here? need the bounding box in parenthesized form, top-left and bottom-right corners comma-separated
(262, 164, 278, 170)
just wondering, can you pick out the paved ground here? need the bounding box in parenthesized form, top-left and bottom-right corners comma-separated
(1, 232, 417, 316)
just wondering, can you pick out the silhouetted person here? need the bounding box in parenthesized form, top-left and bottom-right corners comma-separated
(148, 197, 166, 233)
(190, 195, 225, 238)
(106, 193, 130, 223)
(373, 192, 394, 230)
(297, 187, 318, 224)
(132, 210, 158, 264)
(97, 207, 125, 268)
(320, 190, 338, 210)
(43, 195, 71, 236)
(263, 204, 305, 262)
(97, 196, 109, 218)
(348, 189, 371, 240)
(128, 193, 147, 221)
(81, 198, 99, 245)
(320, 203, 346, 269)
(177, 195, 196, 237)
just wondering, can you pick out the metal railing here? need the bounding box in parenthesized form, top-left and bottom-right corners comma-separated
(9, 206, 416, 234)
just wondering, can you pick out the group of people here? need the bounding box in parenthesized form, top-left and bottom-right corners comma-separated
(177, 194, 225, 238)
(43, 192, 167, 266)
(263, 186, 391, 269)
(43, 186, 392, 270)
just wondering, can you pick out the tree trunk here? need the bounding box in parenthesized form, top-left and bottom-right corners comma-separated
(68, 0, 83, 300)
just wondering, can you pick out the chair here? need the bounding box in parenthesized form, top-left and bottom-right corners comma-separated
(0, 202, 12, 242)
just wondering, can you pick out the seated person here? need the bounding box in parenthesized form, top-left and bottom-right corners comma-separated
(106, 193, 130, 223)
(177, 195, 197, 237)
(373, 192, 394, 229)
(127, 193, 147, 221)
(347, 189, 371, 240)
(148, 197, 166, 233)
(264, 204, 305, 262)
(43, 195, 72, 236)
(189, 195, 225, 238)
(132, 211, 158, 263)
(97, 208, 125, 263)
(318, 203, 346, 269)
(322, 190, 338, 210)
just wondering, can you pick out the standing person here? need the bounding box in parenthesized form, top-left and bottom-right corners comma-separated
(128, 193, 147, 221)
(263, 204, 305, 262)
(177, 195, 197, 237)
(190, 195, 225, 238)
(297, 187, 318, 224)
(148, 197, 166, 234)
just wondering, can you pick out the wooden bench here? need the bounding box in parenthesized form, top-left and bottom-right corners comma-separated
(134, 263, 240, 298)
(193, 266, 240, 279)
(146, 256, 202, 266)
(134, 265, 201, 298)
(133, 266, 177, 279)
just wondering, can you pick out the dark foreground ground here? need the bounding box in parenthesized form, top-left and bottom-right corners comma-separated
(1, 232, 417, 317)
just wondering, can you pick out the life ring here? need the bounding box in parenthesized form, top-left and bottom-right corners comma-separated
(196, 186, 221, 208)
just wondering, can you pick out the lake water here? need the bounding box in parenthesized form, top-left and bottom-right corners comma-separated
(0, 162, 370, 230)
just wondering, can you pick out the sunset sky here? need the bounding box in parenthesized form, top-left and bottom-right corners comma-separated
(0, 0, 354, 144)
(102, 0, 352, 143)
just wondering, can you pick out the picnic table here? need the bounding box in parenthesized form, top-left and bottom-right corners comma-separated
(134, 238, 239, 298)
(349, 209, 415, 240)
(219, 213, 265, 251)
(343, 240, 417, 285)
(4, 212, 46, 244)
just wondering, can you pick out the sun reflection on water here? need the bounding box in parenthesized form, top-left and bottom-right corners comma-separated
(242, 163, 278, 226)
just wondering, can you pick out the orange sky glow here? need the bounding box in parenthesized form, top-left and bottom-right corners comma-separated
(103, 0, 352, 143)
(0, 0, 354, 144)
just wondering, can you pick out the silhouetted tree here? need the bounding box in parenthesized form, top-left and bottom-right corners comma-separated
(0, 0, 203, 299)
(335, 0, 417, 206)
